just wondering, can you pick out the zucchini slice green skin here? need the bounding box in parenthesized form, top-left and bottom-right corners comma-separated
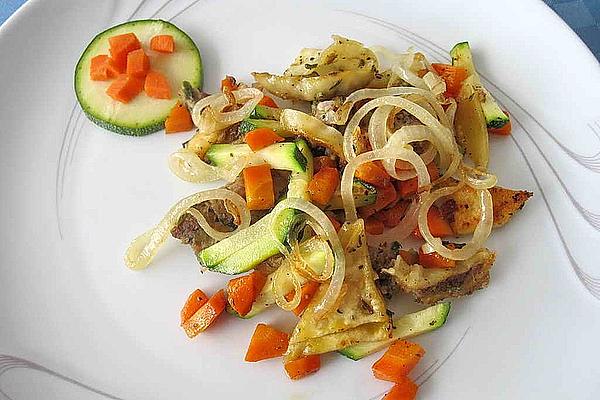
(74, 19, 202, 136)
(205, 142, 307, 173)
(450, 42, 509, 129)
(338, 302, 451, 361)
(250, 105, 282, 120)
(326, 179, 377, 210)
(238, 119, 285, 136)
(197, 209, 300, 275)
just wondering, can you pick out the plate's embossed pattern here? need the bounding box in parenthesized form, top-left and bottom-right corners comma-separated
(0, 355, 124, 400)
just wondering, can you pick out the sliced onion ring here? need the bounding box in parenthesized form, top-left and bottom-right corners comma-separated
(291, 236, 335, 282)
(270, 198, 345, 318)
(418, 184, 493, 260)
(460, 164, 498, 190)
(168, 149, 256, 184)
(124, 189, 250, 270)
(382, 126, 447, 180)
(341, 147, 430, 222)
(191, 88, 263, 128)
(332, 87, 450, 127)
(272, 260, 303, 311)
(343, 95, 452, 161)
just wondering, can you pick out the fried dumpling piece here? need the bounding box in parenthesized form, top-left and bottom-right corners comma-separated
(439, 181, 533, 235)
(252, 36, 378, 101)
(286, 220, 391, 360)
(385, 248, 496, 305)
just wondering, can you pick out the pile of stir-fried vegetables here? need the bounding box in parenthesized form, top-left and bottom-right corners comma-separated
(124, 36, 529, 397)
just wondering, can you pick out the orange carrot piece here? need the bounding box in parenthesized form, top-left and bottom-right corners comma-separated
(355, 161, 391, 188)
(372, 340, 426, 382)
(365, 217, 385, 235)
(418, 248, 456, 269)
(144, 70, 172, 99)
(245, 324, 290, 362)
(244, 128, 284, 151)
(489, 117, 512, 136)
(89, 55, 120, 81)
(126, 48, 150, 78)
(106, 74, 144, 103)
(326, 213, 342, 232)
(285, 281, 321, 317)
(396, 163, 440, 198)
(180, 289, 209, 326)
(221, 75, 238, 92)
(381, 200, 410, 228)
(108, 32, 141, 71)
(243, 164, 275, 210)
(181, 289, 227, 338)
(258, 95, 278, 108)
(308, 167, 340, 206)
(359, 183, 397, 219)
(150, 34, 175, 53)
(412, 206, 453, 239)
(227, 271, 266, 316)
(252, 270, 268, 294)
(431, 63, 469, 98)
(382, 377, 419, 400)
(284, 355, 321, 380)
(314, 156, 336, 172)
(165, 102, 194, 133)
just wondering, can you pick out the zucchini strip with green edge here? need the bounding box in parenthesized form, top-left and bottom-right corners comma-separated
(450, 42, 509, 129)
(197, 208, 300, 274)
(338, 302, 451, 360)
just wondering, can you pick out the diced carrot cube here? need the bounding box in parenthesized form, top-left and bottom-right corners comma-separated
(165, 102, 194, 133)
(150, 34, 175, 53)
(180, 289, 209, 326)
(181, 289, 227, 338)
(106, 74, 144, 103)
(243, 164, 275, 210)
(284, 355, 321, 380)
(382, 377, 419, 400)
(90, 54, 120, 81)
(372, 340, 426, 382)
(108, 32, 141, 71)
(126, 48, 150, 78)
(245, 324, 289, 362)
(144, 70, 172, 99)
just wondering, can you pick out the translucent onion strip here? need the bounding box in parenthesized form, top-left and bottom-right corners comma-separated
(272, 260, 303, 311)
(341, 147, 430, 222)
(168, 149, 254, 183)
(332, 86, 450, 127)
(191, 88, 263, 128)
(124, 189, 250, 270)
(445, 98, 457, 126)
(382, 126, 447, 180)
(418, 185, 493, 260)
(292, 236, 335, 282)
(270, 198, 345, 318)
(460, 164, 498, 190)
(343, 95, 452, 161)
(395, 143, 437, 171)
(367, 105, 394, 152)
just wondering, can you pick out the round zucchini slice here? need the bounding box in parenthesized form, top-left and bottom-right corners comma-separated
(74, 19, 202, 136)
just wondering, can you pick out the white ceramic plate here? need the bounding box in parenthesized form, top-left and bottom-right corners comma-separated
(1, 0, 599, 399)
